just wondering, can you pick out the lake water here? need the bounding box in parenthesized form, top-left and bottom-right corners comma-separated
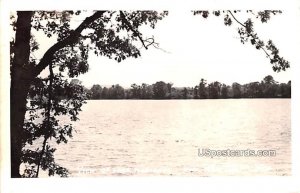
(52, 99, 291, 176)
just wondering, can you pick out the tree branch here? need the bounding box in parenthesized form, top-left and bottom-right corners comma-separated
(33, 11, 106, 77)
(119, 11, 148, 50)
(143, 37, 157, 47)
(228, 11, 246, 28)
(36, 62, 54, 178)
(228, 10, 270, 58)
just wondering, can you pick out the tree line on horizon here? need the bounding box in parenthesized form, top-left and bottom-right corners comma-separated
(11, 10, 290, 178)
(79, 75, 291, 100)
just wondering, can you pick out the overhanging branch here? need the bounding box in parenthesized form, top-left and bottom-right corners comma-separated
(228, 10, 270, 58)
(33, 11, 106, 77)
(119, 11, 148, 50)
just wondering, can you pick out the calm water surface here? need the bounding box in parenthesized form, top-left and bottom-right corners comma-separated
(53, 99, 290, 176)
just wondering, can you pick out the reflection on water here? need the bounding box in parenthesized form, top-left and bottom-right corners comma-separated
(52, 99, 290, 176)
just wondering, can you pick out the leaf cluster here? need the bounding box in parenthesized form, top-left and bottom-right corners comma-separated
(193, 10, 289, 72)
(22, 72, 87, 177)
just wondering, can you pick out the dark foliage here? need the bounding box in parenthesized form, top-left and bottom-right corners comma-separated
(85, 75, 291, 100)
(10, 10, 289, 177)
(10, 10, 167, 177)
(193, 10, 289, 72)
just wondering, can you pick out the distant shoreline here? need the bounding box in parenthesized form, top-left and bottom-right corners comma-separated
(81, 75, 291, 100)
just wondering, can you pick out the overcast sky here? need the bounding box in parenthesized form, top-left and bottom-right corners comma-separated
(27, 10, 296, 88)
(68, 11, 294, 88)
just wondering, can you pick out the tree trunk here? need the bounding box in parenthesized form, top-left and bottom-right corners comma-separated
(11, 11, 33, 178)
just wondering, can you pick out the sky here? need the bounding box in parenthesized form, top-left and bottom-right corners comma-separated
(66, 10, 295, 88)
(9, 10, 296, 89)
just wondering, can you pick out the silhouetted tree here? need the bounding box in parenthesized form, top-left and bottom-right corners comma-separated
(130, 83, 141, 99)
(232, 82, 242, 98)
(193, 86, 199, 99)
(108, 84, 125, 99)
(10, 10, 167, 177)
(208, 81, 221, 99)
(153, 81, 168, 99)
(166, 83, 173, 99)
(182, 87, 188, 99)
(90, 84, 102, 99)
(262, 75, 278, 98)
(263, 75, 275, 84)
(101, 87, 109, 99)
(140, 83, 153, 99)
(114, 84, 125, 99)
(244, 82, 262, 98)
(199, 78, 207, 99)
(84, 76, 290, 100)
(280, 81, 291, 98)
(221, 84, 229, 98)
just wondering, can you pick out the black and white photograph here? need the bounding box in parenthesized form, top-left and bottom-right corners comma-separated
(1, 0, 300, 193)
